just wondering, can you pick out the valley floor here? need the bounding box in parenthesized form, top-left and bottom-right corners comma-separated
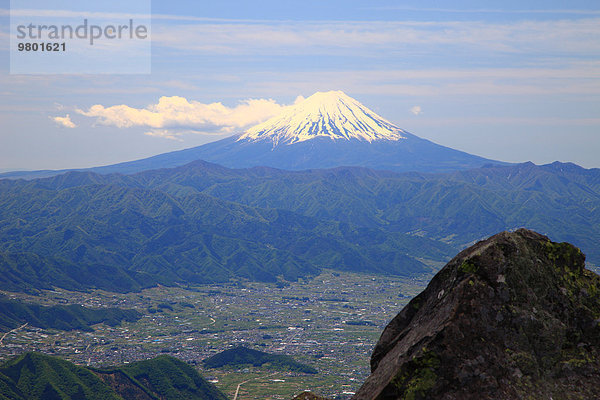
(0, 270, 430, 399)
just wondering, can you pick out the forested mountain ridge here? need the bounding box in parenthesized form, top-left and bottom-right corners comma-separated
(1, 160, 598, 293)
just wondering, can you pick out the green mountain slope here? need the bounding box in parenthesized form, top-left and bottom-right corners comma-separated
(0, 353, 227, 400)
(0, 251, 151, 293)
(131, 161, 600, 264)
(115, 355, 228, 400)
(0, 295, 141, 332)
(0, 175, 446, 293)
(1, 160, 598, 293)
(203, 346, 317, 374)
(0, 353, 121, 400)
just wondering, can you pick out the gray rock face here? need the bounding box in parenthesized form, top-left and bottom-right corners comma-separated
(353, 229, 600, 400)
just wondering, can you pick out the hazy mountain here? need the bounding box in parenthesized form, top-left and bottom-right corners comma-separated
(0, 91, 502, 179)
(354, 229, 600, 399)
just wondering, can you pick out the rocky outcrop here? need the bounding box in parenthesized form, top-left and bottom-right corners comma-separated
(353, 229, 600, 399)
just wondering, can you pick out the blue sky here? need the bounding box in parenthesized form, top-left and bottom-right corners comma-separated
(1, 0, 599, 170)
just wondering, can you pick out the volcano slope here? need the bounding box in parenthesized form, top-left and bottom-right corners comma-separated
(353, 229, 600, 400)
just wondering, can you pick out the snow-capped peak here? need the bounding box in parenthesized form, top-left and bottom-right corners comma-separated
(238, 90, 406, 146)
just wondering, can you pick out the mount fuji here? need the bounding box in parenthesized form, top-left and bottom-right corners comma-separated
(1, 91, 503, 178)
(240, 90, 407, 145)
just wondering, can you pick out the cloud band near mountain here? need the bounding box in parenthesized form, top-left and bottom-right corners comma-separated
(76, 95, 299, 139)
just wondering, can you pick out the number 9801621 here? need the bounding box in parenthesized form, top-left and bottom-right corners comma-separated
(17, 42, 66, 51)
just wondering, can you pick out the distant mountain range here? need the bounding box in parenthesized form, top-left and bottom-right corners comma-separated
(0, 91, 502, 180)
(0, 160, 599, 293)
(0, 90, 597, 293)
(0, 163, 449, 293)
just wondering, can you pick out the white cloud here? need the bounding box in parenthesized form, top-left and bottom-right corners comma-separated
(3, 9, 149, 19)
(231, 62, 600, 97)
(362, 7, 600, 16)
(52, 114, 76, 128)
(77, 95, 291, 137)
(410, 106, 423, 116)
(150, 17, 600, 56)
(143, 129, 183, 141)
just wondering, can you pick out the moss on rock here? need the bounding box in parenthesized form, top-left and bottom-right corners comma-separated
(355, 229, 600, 400)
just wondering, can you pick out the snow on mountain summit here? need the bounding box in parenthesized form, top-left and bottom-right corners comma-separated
(239, 90, 407, 146)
